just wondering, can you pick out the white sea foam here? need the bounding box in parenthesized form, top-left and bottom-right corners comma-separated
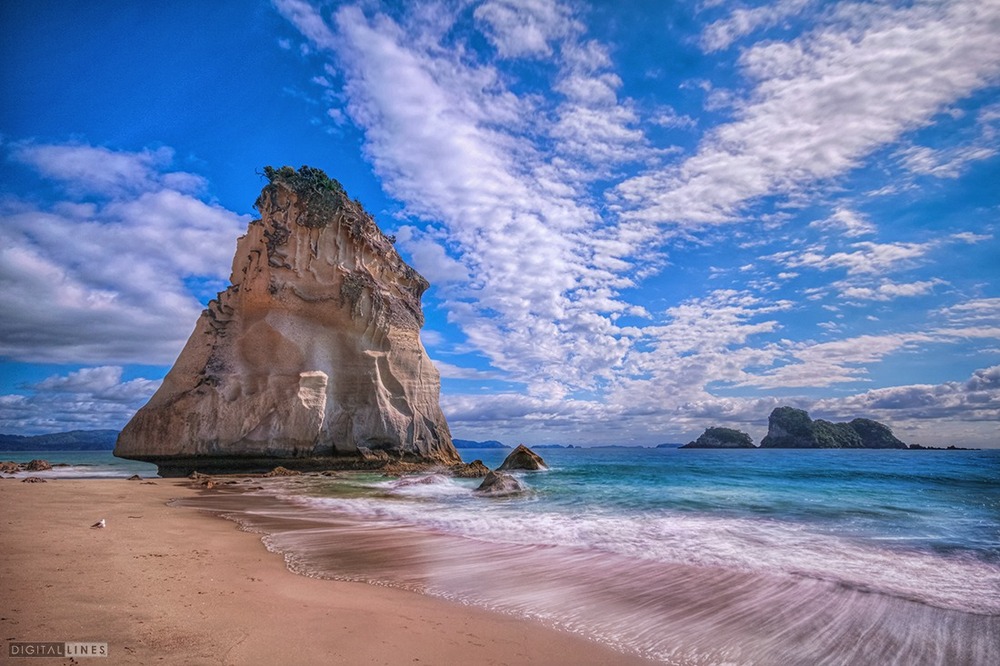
(267, 490, 1000, 616)
(3, 465, 143, 479)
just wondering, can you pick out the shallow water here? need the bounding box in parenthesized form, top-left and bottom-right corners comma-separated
(0, 450, 158, 478)
(179, 448, 1000, 664)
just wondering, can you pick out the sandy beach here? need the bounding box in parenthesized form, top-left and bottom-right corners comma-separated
(0, 478, 651, 665)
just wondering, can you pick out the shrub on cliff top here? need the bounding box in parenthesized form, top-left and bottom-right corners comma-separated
(255, 165, 348, 228)
(261, 165, 346, 197)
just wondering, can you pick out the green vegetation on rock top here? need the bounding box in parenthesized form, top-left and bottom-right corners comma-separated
(255, 165, 349, 229)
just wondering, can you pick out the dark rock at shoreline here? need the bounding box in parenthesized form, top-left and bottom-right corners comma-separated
(474, 470, 525, 497)
(682, 427, 755, 449)
(760, 407, 907, 449)
(497, 444, 547, 471)
(263, 466, 301, 478)
(449, 460, 490, 478)
(0, 459, 55, 474)
(127, 474, 143, 481)
(22, 476, 47, 483)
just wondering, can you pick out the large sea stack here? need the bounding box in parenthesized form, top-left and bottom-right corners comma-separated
(115, 166, 461, 476)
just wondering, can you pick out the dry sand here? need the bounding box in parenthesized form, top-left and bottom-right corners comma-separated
(0, 478, 651, 665)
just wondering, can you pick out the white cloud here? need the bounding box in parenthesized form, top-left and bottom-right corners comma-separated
(740, 332, 936, 389)
(808, 207, 875, 238)
(702, 0, 815, 51)
(273, 1, 1000, 446)
(0, 366, 160, 434)
(766, 240, 937, 275)
(473, 0, 581, 58)
(272, 0, 661, 399)
(0, 142, 249, 363)
(272, 0, 338, 50)
(618, 0, 1000, 228)
(12, 143, 206, 197)
(816, 364, 1000, 423)
(896, 144, 997, 179)
(938, 297, 1000, 326)
(895, 101, 1000, 178)
(836, 278, 944, 302)
(395, 226, 469, 284)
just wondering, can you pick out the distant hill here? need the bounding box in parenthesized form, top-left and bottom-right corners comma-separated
(655, 442, 685, 449)
(452, 439, 509, 449)
(0, 430, 119, 451)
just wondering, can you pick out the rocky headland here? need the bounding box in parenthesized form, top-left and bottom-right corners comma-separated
(759, 407, 907, 449)
(679, 407, 919, 449)
(681, 427, 755, 449)
(115, 166, 461, 476)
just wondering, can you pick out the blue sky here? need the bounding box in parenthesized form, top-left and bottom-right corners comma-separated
(1, 0, 998, 447)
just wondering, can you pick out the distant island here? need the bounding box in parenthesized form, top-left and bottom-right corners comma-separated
(452, 439, 510, 449)
(682, 407, 978, 449)
(681, 428, 755, 449)
(0, 430, 118, 451)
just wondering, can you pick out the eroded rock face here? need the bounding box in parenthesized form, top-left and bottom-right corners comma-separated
(115, 166, 460, 475)
(497, 444, 548, 471)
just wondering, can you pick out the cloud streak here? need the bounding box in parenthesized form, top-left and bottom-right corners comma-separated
(270, 0, 1000, 444)
(0, 366, 160, 434)
(1, 142, 249, 363)
(617, 0, 1000, 228)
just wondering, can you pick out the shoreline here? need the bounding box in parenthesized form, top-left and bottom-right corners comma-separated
(0, 478, 651, 665)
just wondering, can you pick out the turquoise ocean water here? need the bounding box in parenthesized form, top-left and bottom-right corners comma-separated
(0, 450, 157, 478)
(13, 447, 999, 663)
(197, 447, 999, 665)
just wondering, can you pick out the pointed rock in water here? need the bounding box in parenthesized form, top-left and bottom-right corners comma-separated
(474, 470, 525, 497)
(497, 444, 548, 471)
(681, 427, 755, 448)
(115, 166, 460, 476)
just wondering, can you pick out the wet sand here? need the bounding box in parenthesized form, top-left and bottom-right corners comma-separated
(0, 478, 650, 665)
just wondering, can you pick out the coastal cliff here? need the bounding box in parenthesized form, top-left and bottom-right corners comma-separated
(115, 166, 460, 475)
